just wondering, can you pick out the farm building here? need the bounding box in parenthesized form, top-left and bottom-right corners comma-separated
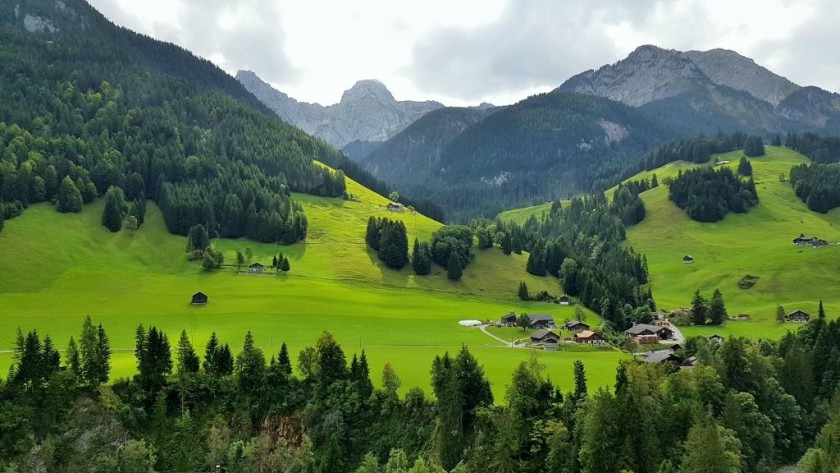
(788, 310, 810, 323)
(386, 202, 405, 212)
(640, 349, 683, 365)
(793, 234, 828, 247)
(527, 314, 556, 329)
(709, 334, 724, 344)
(530, 330, 561, 344)
(563, 320, 590, 332)
(625, 324, 673, 344)
(559, 295, 571, 305)
(574, 330, 604, 344)
(191, 292, 208, 305)
(249, 263, 266, 273)
(500, 311, 517, 326)
(683, 255, 694, 264)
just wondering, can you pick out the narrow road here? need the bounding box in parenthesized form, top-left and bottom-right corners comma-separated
(478, 324, 533, 348)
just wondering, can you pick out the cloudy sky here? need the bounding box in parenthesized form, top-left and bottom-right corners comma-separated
(88, 0, 838, 107)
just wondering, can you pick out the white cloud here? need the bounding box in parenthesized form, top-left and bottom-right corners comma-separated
(87, 0, 840, 106)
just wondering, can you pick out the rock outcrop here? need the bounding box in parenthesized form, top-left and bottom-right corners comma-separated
(236, 71, 443, 149)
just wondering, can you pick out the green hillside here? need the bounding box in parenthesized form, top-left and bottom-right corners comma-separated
(626, 146, 840, 338)
(0, 171, 623, 399)
(498, 146, 840, 339)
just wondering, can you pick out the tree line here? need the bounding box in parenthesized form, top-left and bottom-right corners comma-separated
(6, 314, 840, 471)
(641, 131, 765, 170)
(789, 163, 840, 213)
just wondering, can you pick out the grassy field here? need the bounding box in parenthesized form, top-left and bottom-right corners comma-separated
(626, 146, 840, 338)
(497, 147, 840, 340)
(0, 172, 623, 400)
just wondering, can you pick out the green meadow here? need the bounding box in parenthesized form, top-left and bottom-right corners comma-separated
(0, 172, 624, 399)
(623, 146, 840, 338)
(498, 146, 839, 340)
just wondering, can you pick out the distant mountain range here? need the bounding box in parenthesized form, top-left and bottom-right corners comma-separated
(318, 45, 840, 219)
(236, 71, 445, 149)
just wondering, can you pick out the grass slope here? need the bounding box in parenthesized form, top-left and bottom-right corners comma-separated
(497, 146, 840, 340)
(626, 146, 840, 338)
(0, 172, 622, 399)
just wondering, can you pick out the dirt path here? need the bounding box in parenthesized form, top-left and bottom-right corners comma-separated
(478, 324, 533, 348)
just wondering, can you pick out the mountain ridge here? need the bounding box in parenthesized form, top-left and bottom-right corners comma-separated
(236, 70, 444, 149)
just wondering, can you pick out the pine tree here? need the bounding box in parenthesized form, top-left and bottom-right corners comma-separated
(708, 289, 727, 325)
(777, 305, 786, 324)
(186, 224, 210, 253)
(412, 239, 432, 275)
(235, 331, 265, 394)
(501, 232, 512, 255)
(650, 173, 659, 188)
(66, 336, 80, 377)
(447, 252, 463, 281)
(691, 290, 708, 325)
(101, 186, 127, 232)
(79, 316, 106, 387)
(738, 156, 753, 176)
(203, 332, 220, 375)
(279, 256, 290, 272)
(819, 300, 826, 320)
(56, 176, 83, 213)
(277, 342, 292, 376)
(176, 330, 200, 374)
(518, 281, 530, 301)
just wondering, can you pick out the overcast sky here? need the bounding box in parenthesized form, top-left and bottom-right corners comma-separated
(88, 0, 839, 107)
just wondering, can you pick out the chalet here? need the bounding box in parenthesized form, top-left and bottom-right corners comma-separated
(683, 255, 694, 264)
(788, 310, 810, 323)
(793, 234, 828, 247)
(386, 202, 405, 212)
(500, 311, 517, 326)
(527, 314, 556, 329)
(708, 334, 724, 344)
(530, 330, 561, 344)
(191, 292, 208, 305)
(574, 330, 605, 344)
(249, 263, 266, 273)
(625, 324, 673, 344)
(559, 295, 571, 306)
(640, 349, 683, 365)
(563, 320, 590, 332)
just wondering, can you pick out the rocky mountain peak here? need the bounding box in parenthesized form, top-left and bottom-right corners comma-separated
(341, 79, 395, 104)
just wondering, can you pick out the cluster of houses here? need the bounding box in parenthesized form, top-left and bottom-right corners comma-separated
(793, 234, 828, 247)
(636, 334, 724, 369)
(500, 312, 605, 349)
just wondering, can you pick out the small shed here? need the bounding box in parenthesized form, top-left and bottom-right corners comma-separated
(708, 334, 724, 344)
(386, 202, 405, 212)
(249, 263, 265, 273)
(191, 292, 208, 305)
(788, 310, 810, 323)
(559, 295, 571, 306)
(530, 330, 561, 344)
(683, 255, 694, 264)
(574, 330, 604, 344)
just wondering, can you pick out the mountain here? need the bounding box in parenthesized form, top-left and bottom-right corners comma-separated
(0, 0, 390, 243)
(236, 70, 444, 149)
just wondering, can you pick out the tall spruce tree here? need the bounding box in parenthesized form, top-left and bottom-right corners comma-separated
(447, 252, 463, 281)
(101, 186, 127, 232)
(708, 289, 727, 325)
(56, 176, 83, 213)
(691, 290, 708, 325)
(412, 238, 432, 275)
(738, 156, 753, 176)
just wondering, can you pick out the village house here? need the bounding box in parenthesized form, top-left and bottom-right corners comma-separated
(386, 202, 405, 212)
(708, 334, 724, 344)
(793, 234, 828, 247)
(500, 311, 517, 326)
(248, 262, 265, 273)
(574, 330, 605, 344)
(527, 314, 556, 329)
(788, 310, 810, 323)
(559, 295, 571, 306)
(530, 330, 561, 344)
(640, 349, 683, 365)
(563, 320, 590, 333)
(191, 291, 208, 305)
(683, 255, 694, 264)
(625, 324, 674, 345)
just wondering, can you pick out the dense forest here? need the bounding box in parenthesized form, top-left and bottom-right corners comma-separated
(469, 180, 653, 330)
(5, 309, 840, 472)
(668, 167, 759, 222)
(0, 0, 431, 238)
(641, 131, 765, 170)
(789, 163, 840, 213)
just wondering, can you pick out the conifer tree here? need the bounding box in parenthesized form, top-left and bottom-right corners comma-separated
(518, 281, 530, 301)
(738, 156, 753, 176)
(102, 186, 127, 232)
(412, 238, 432, 275)
(708, 289, 727, 325)
(56, 176, 83, 213)
(447, 252, 463, 281)
(176, 330, 200, 374)
(279, 256, 291, 272)
(691, 290, 708, 325)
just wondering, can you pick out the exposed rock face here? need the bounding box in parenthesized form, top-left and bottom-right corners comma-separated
(681, 48, 800, 106)
(559, 45, 803, 107)
(236, 71, 443, 149)
(24, 14, 58, 33)
(559, 45, 707, 106)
